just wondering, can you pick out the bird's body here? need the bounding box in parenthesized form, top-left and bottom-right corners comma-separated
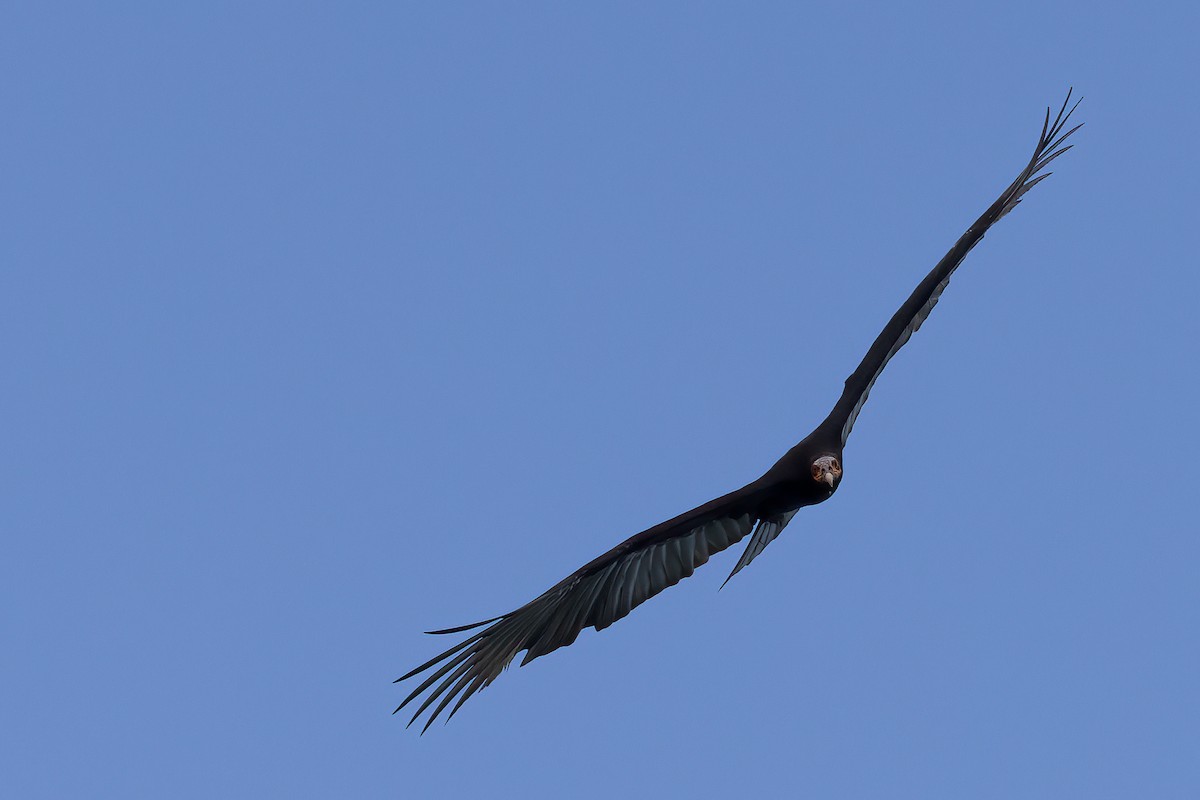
(397, 92, 1082, 731)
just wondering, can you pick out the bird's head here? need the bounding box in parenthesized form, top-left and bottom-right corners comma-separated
(810, 455, 842, 492)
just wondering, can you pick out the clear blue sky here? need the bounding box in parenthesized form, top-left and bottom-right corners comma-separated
(4, 2, 1198, 797)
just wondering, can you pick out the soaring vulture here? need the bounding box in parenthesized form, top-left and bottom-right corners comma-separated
(397, 92, 1082, 731)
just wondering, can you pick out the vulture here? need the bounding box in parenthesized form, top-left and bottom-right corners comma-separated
(396, 91, 1082, 732)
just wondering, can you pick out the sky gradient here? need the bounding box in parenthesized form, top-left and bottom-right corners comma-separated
(4, 2, 1199, 797)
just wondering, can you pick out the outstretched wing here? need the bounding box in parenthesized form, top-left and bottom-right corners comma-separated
(395, 482, 799, 732)
(821, 91, 1082, 447)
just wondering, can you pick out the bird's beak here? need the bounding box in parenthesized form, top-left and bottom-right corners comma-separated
(822, 471, 836, 487)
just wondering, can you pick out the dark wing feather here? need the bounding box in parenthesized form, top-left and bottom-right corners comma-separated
(720, 510, 798, 589)
(395, 483, 797, 732)
(821, 91, 1082, 447)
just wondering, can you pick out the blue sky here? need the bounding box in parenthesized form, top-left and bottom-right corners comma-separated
(4, 2, 1199, 797)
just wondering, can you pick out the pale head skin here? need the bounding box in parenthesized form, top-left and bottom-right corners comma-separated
(811, 455, 842, 488)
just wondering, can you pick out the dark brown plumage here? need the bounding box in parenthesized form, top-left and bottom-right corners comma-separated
(396, 91, 1082, 732)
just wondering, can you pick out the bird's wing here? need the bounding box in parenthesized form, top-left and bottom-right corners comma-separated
(395, 483, 795, 732)
(822, 91, 1082, 448)
(720, 510, 798, 589)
